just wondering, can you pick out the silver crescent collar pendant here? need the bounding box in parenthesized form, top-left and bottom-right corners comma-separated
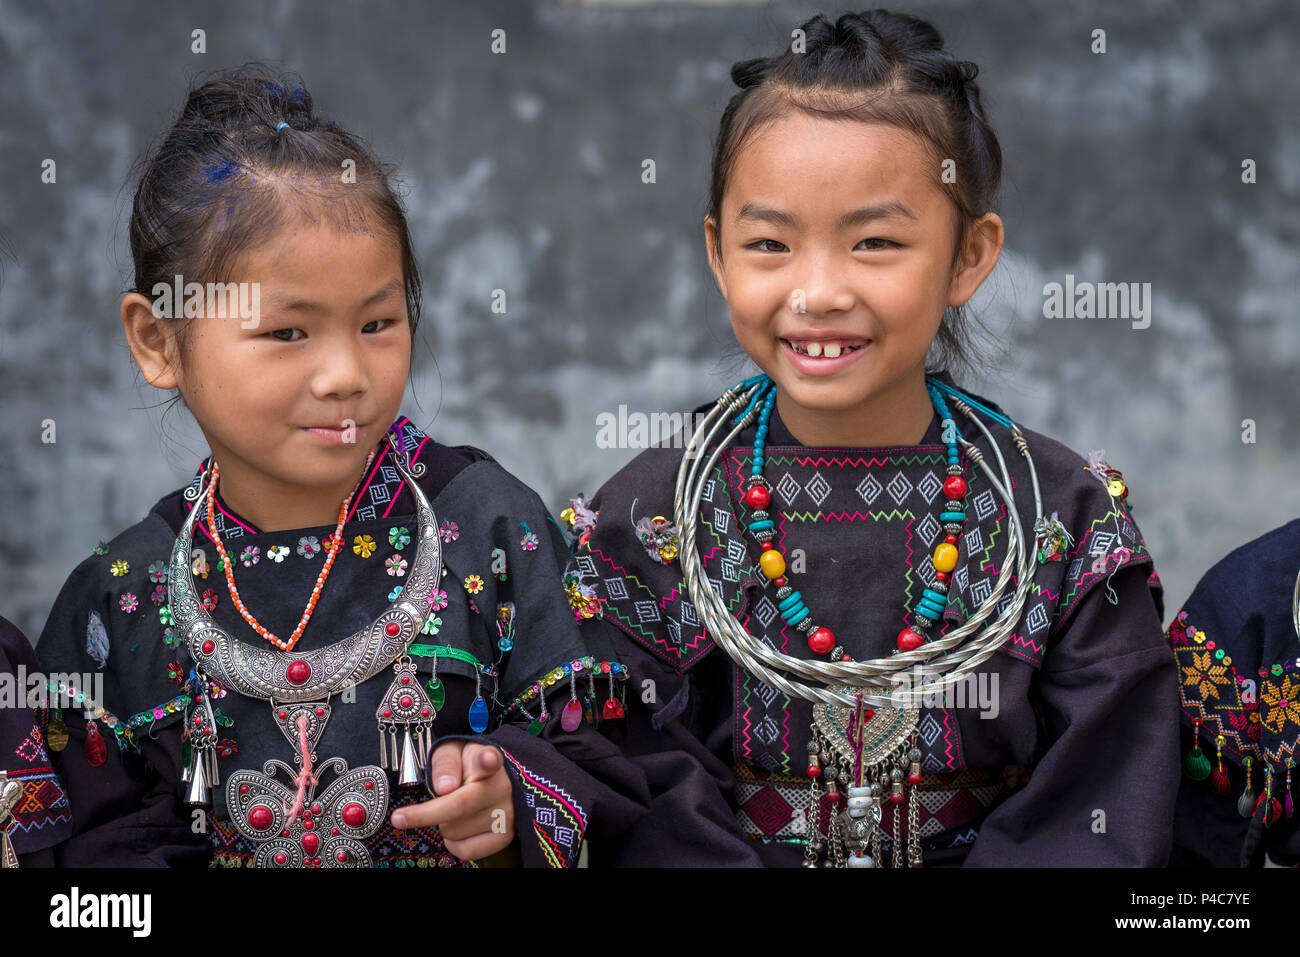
(166, 432, 443, 701)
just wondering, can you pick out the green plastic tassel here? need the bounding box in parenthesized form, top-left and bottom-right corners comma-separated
(1183, 744, 1211, 780)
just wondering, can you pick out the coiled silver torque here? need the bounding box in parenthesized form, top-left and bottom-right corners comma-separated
(673, 382, 1048, 710)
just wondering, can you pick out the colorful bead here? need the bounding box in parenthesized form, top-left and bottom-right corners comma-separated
(808, 627, 835, 655)
(932, 542, 959, 572)
(897, 628, 924, 652)
(759, 550, 786, 579)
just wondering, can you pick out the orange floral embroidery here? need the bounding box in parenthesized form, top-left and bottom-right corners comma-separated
(1181, 649, 1229, 700)
(1260, 675, 1300, 734)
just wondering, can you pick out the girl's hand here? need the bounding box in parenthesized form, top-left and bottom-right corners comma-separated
(389, 740, 516, 861)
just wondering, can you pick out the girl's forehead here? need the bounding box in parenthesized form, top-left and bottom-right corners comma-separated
(725, 116, 945, 216)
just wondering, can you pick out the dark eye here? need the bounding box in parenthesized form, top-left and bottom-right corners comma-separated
(856, 238, 898, 251)
(362, 319, 397, 333)
(267, 328, 304, 342)
(747, 239, 789, 253)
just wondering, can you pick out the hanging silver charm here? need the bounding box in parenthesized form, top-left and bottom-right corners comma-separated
(376, 657, 436, 786)
(183, 678, 221, 807)
(0, 771, 22, 869)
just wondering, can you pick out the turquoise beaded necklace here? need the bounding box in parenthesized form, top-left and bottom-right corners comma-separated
(736, 374, 972, 660)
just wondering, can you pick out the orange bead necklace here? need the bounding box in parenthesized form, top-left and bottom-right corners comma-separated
(202, 449, 377, 652)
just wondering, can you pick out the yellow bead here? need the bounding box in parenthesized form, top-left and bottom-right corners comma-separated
(932, 543, 959, 573)
(759, 550, 786, 579)
(1106, 478, 1125, 497)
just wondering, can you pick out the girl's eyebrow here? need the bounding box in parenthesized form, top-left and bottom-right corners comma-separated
(265, 278, 404, 314)
(735, 201, 918, 231)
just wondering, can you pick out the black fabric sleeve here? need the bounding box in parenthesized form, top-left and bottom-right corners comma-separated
(962, 562, 1179, 866)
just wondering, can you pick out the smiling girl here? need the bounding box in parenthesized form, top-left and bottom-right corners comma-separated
(562, 9, 1179, 867)
(36, 65, 642, 867)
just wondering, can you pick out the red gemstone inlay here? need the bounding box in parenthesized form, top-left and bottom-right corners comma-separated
(383, 709, 392, 718)
(400, 695, 413, 708)
(286, 660, 311, 685)
(400, 675, 410, 685)
(331, 827, 340, 836)
(303, 819, 314, 830)
(274, 852, 287, 864)
(385, 622, 401, 637)
(301, 832, 319, 855)
(336, 851, 348, 863)
(341, 802, 367, 827)
(248, 804, 273, 830)
(364, 781, 374, 790)
(421, 708, 431, 717)
(311, 803, 322, 815)
(278, 710, 288, 719)
(201, 639, 215, 655)
(316, 708, 324, 716)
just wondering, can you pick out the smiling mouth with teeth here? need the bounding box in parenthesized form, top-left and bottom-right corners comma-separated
(785, 339, 867, 358)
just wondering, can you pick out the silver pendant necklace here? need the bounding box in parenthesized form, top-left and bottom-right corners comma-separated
(165, 429, 443, 867)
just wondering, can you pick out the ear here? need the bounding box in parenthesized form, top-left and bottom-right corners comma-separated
(121, 292, 182, 390)
(946, 212, 1004, 308)
(703, 216, 728, 301)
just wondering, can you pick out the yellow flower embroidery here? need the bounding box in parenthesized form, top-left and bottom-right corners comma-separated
(352, 534, 376, 558)
(463, 574, 484, 595)
(1181, 649, 1229, 701)
(110, 559, 130, 577)
(1260, 675, 1300, 734)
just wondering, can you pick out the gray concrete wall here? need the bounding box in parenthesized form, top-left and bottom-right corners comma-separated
(2, 0, 1297, 640)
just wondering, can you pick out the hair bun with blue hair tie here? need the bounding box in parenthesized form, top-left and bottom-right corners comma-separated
(274, 121, 289, 133)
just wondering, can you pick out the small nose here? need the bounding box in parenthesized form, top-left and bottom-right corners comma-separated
(311, 341, 368, 400)
(794, 252, 855, 316)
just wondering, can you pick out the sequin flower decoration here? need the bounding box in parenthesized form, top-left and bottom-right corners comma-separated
(634, 514, 680, 565)
(110, 559, 130, 577)
(148, 560, 169, 584)
(421, 616, 443, 636)
(386, 555, 408, 577)
(239, 546, 260, 567)
(520, 522, 539, 551)
(150, 584, 168, 606)
(1033, 511, 1074, 564)
(92, 541, 109, 556)
(560, 496, 598, 549)
(353, 534, 376, 558)
(563, 572, 601, 620)
(118, 592, 139, 613)
(201, 589, 219, 612)
(268, 545, 289, 563)
(463, 574, 484, 595)
(440, 520, 460, 544)
(389, 526, 411, 550)
(166, 661, 185, 684)
(216, 739, 239, 758)
(297, 536, 321, 559)
(428, 588, 448, 610)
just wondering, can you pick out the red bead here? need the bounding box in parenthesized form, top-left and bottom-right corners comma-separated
(336, 851, 348, 863)
(773, 577, 787, 588)
(807, 765, 820, 778)
(248, 804, 273, 830)
(745, 486, 771, 509)
(421, 708, 431, 717)
(274, 852, 287, 865)
(841, 653, 852, 661)
(201, 639, 215, 655)
(303, 819, 314, 830)
(385, 622, 401, 637)
(331, 828, 340, 836)
(315, 708, 324, 716)
(278, 710, 287, 719)
(301, 832, 319, 855)
(897, 628, 925, 652)
(760, 542, 773, 551)
(341, 802, 367, 827)
(240, 784, 249, 794)
(807, 627, 835, 655)
(311, 803, 322, 815)
(908, 771, 923, 785)
(382, 709, 392, 718)
(400, 675, 410, 685)
(890, 791, 905, 804)
(286, 660, 311, 685)
(399, 695, 413, 708)
(943, 476, 968, 500)
(281, 830, 289, 837)
(364, 781, 373, 790)
(829, 790, 843, 804)
(945, 534, 959, 544)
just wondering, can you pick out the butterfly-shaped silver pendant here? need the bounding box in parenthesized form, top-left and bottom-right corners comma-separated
(224, 701, 389, 867)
